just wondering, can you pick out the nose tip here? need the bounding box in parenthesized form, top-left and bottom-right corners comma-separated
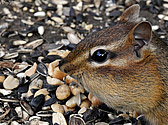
(59, 59, 67, 73)
(59, 59, 65, 67)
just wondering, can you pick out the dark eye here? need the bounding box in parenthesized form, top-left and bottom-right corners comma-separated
(91, 49, 109, 63)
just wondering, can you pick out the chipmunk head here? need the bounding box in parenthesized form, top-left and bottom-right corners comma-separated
(59, 4, 162, 112)
(59, 4, 152, 80)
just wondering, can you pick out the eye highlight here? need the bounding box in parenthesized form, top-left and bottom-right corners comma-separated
(90, 49, 109, 63)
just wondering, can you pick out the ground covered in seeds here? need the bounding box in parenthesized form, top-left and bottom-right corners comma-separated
(0, 0, 168, 125)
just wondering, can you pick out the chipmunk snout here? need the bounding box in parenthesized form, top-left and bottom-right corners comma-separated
(59, 59, 68, 73)
(59, 58, 77, 75)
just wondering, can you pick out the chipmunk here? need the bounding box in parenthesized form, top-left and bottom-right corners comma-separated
(59, 4, 168, 125)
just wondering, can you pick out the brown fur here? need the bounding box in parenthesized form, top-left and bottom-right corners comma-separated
(59, 4, 168, 124)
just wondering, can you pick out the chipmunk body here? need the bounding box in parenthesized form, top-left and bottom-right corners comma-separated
(59, 4, 168, 124)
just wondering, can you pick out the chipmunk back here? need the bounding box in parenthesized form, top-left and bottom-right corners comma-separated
(59, 4, 168, 125)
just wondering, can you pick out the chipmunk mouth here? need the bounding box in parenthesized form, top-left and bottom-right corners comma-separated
(64, 69, 83, 81)
(59, 59, 85, 83)
(71, 72, 83, 80)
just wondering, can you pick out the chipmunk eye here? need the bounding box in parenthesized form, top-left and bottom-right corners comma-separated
(91, 49, 109, 63)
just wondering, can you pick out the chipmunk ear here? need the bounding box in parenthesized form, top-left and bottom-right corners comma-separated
(120, 4, 140, 23)
(132, 21, 152, 58)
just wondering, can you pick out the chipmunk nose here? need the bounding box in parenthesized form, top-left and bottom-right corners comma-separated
(59, 59, 68, 73)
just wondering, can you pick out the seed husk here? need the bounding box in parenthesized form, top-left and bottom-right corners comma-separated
(3, 75, 19, 90)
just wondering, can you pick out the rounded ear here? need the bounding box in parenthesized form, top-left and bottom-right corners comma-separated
(132, 21, 152, 58)
(133, 21, 152, 43)
(120, 4, 140, 23)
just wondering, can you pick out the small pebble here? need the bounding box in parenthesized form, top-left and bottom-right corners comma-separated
(51, 103, 64, 114)
(56, 84, 71, 100)
(3, 75, 19, 90)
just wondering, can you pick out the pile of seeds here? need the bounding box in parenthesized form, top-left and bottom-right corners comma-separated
(0, 0, 167, 124)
